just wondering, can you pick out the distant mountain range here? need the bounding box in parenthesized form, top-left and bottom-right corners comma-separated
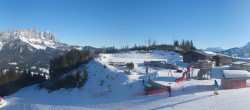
(205, 47, 224, 52)
(221, 42, 250, 57)
(205, 42, 250, 57)
(0, 29, 97, 73)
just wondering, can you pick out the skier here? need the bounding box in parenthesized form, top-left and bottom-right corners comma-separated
(107, 85, 112, 92)
(167, 85, 172, 97)
(148, 77, 151, 83)
(142, 79, 145, 86)
(214, 80, 219, 95)
(146, 66, 148, 74)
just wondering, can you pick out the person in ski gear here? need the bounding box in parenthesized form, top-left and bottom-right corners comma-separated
(214, 80, 219, 95)
(146, 66, 148, 74)
(148, 77, 151, 83)
(167, 85, 172, 97)
(142, 79, 145, 86)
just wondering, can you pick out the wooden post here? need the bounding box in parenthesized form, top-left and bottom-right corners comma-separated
(182, 85, 184, 92)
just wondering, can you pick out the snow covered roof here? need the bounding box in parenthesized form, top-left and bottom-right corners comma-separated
(204, 51, 217, 56)
(184, 50, 211, 57)
(231, 61, 246, 65)
(242, 63, 250, 67)
(223, 70, 250, 79)
(195, 50, 211, 56)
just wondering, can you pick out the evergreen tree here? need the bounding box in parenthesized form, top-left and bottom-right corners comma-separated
(80, 68, 88, 87)
(174, 40, 179, 46)
(27, 69, 32, 80)
(133, 44, 137, 50)
(76, 69, 81, 87)
(148, 38, 151, 47)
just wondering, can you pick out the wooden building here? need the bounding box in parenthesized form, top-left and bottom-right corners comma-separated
(183, 50, 212, 63)
(221, 70, 250, 89)
(144, 61, 178, 69)
(212, 55, 232, 66)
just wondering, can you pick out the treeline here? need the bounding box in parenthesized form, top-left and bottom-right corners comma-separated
(40, 49, 90, 92)
(173, 39, 197, 52)
(1, 49, 91, 95)
(99, 39, 197, 54)
(49, 49, 90, 79)
(0, 69, 46, 96)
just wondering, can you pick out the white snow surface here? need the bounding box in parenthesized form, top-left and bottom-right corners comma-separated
(31, 66, 36, 70)
(223, 70, 250, 78)
(204, 51, 217, 56)
(2, 50, 250, 110)
(39, 68, 49, 74)
(8, 62, 17, 65)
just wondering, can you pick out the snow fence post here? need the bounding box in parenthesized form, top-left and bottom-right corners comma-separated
(182, 85, 184, 92)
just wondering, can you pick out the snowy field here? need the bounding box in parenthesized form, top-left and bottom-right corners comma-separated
(1, 50, 250, 110)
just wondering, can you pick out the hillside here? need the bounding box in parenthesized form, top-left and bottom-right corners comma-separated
(2, 50, 250, 110)
(0, 29, 97, 73)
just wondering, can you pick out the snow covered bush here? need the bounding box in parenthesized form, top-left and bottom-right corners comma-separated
(126, 62, 134, 70)
(124, 70, 131, 75)
(99, 79, 105, 86)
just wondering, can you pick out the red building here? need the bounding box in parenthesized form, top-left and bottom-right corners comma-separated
(221, 70, 250, 89)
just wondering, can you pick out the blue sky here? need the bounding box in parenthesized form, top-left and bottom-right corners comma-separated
(1, 0, 250, 49)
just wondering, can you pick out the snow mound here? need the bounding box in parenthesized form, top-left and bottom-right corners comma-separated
(8, 62, 17, 65)
(0, 98, 7, 108)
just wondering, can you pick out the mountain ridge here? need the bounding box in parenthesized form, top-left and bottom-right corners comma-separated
(222, 42, 250, 57)
(205, 47, 224, 52)
(0, 29, 97, 73)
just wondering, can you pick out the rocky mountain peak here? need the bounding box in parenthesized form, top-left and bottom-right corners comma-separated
(242, 42, 250, 52)
(0, 29, 60, 50)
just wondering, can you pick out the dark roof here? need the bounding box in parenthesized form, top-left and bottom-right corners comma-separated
(184, 50, 211, 57)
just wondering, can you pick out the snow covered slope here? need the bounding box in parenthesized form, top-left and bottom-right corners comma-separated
(2, 51, 250, 110)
